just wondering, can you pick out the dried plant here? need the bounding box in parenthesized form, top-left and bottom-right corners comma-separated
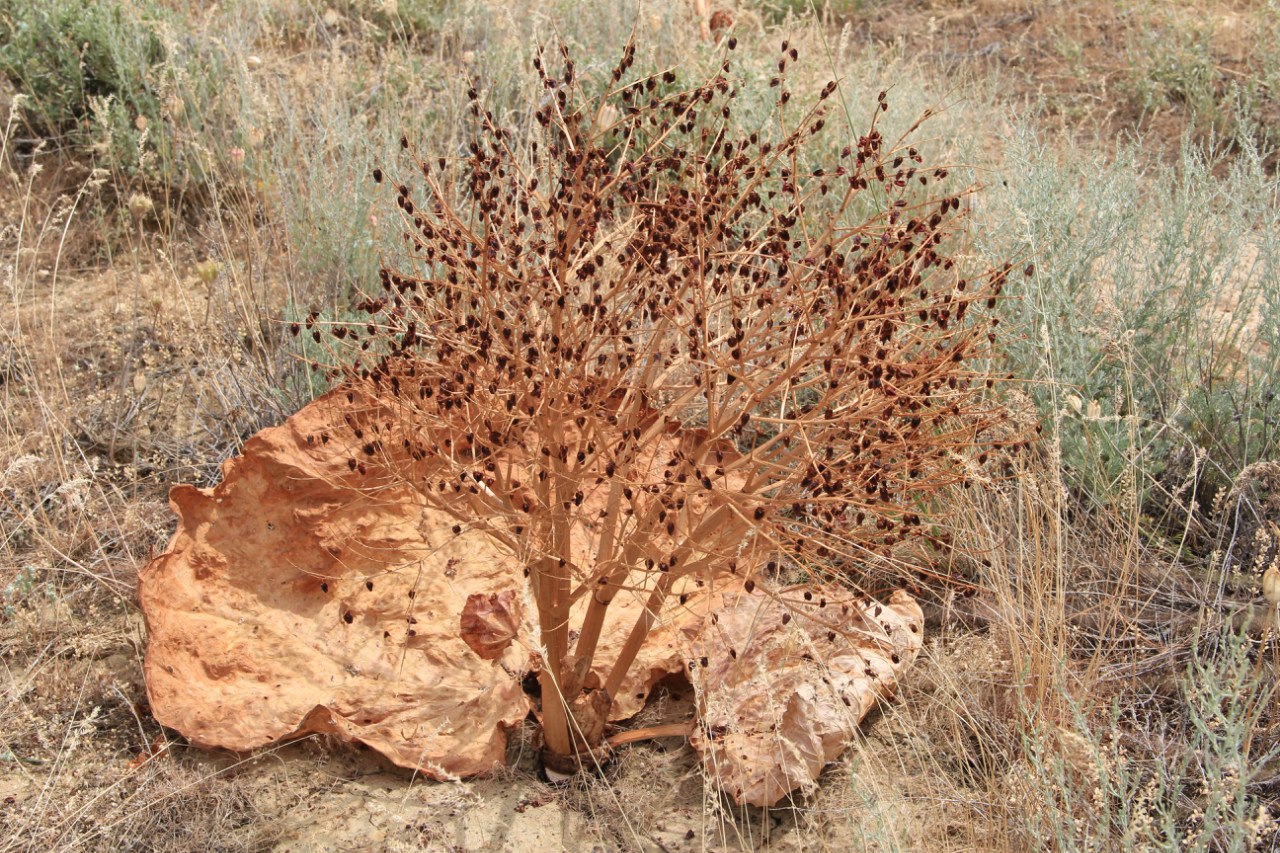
(295, 37, 1030, 775)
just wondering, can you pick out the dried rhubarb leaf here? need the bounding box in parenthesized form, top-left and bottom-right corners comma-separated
(684, 584, 924, 807)
(460, 591, 521, 661)
(139, 389, 531, 779)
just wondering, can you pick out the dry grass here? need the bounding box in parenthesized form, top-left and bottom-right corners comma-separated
(2, 0, 1279, 850)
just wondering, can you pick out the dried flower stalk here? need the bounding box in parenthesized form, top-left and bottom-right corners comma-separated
(296, 37, 1029, 773)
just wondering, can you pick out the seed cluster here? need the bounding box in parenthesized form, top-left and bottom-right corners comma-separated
(293, 38, 1029, 736)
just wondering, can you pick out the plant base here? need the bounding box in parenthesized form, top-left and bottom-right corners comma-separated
(538, 740, 614, 781)
(536, 687, 613, 780)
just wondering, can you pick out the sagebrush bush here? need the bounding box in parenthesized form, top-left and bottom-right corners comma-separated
(0, 0, 222, 193)
(982, 131, 1280, 551)
(1020, 623, 1280, 850)
(297, 36, 1032, 773)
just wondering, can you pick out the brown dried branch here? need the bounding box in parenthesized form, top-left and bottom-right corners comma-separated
(298, 36, 1031, 772)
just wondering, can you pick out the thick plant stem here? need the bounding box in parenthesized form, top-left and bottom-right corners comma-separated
(568, 476, 631, 695)
(603, 571, 675, 698)
(570, 408, 684, 683)
(533, 551, 575, 761)
(567, 560, 627, 694)
(601, 504, 748, 698)
(537, 662, 574, 761)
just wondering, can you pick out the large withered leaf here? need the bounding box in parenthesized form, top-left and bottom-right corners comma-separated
(139, 389, 533, 778)
(684, 585, 924, 807)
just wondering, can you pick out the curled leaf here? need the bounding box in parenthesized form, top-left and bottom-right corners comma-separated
(460, 590, 522, 661)
(684, 584, 924, 807)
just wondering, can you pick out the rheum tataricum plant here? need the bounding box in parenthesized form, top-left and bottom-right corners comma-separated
(298, 37, 1028, 776)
